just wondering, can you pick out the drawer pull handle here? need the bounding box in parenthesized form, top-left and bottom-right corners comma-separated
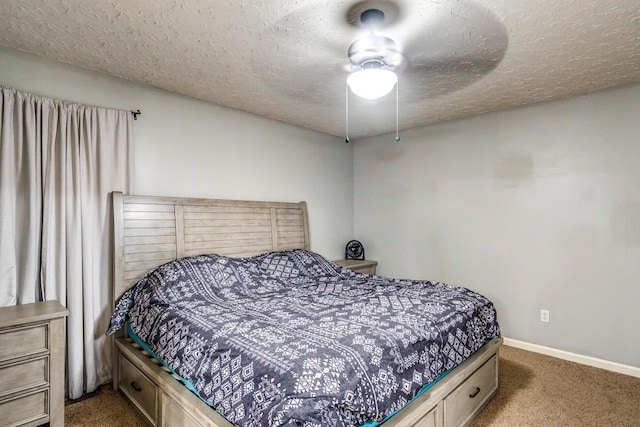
(131, 381, 142, 392)
(469, 387, 481, 398)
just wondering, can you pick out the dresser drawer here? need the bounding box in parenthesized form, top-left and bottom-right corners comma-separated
(0, 322, 48, 361)
(120, 354, 158, 424)
(443, 355, 497, 427)
(0, 356, 49, 398)
(333, 260, 378, 275)
(354, 265, 376, 274)
(0, 387, 49, 427)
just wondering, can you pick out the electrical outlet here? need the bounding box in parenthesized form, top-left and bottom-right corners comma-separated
(540, 309, 550, 323)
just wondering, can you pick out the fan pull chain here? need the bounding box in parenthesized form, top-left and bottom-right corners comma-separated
(345, 82, 350, 143)
(395, 79, 400, 142)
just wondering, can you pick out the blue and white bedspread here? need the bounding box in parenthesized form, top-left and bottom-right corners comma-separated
(108, 250, 500, 427)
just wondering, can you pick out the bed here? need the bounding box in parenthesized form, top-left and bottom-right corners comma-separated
(108, 192, 502, 427)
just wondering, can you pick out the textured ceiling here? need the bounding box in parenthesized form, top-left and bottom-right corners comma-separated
(1, 1, 639, 140)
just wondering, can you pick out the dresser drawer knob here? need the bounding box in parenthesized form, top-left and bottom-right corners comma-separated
(131, 381, 142, 392)
(469, 387, 481, 398)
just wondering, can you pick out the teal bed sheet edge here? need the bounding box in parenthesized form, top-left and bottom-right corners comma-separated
(125, 322, 452, 427)
(362, 367, 452, 427)
(126, 322, 202, 397)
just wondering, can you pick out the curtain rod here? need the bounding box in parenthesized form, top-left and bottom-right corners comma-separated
(131, 109, 141, 120)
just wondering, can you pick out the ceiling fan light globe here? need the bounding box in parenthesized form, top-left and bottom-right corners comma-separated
(347, 69, 398, 100)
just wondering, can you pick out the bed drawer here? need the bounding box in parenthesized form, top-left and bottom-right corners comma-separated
(161, 393, 206, 427)
(443, 355, 497, 427)
(120, 355, 158, 424)
(412, 406, 437, 427)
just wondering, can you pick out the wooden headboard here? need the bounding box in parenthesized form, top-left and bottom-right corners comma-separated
(112, 192, 310, 303)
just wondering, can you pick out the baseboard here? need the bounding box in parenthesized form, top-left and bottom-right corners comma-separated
(502, 337, 640, 378)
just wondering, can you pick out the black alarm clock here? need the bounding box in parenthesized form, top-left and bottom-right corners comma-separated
(345, 240, 365, 260)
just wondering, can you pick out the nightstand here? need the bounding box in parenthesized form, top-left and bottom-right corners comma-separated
(0, 300, 69, 427)
(334, 259, 378, 275)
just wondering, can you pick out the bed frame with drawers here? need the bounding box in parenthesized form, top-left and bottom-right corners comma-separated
(111, 192, 502, 427)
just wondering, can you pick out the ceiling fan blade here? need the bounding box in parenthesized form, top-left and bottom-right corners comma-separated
(393, 0, 508, 97)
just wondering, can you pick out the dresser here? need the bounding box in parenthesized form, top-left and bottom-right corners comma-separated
(333, 259, 378, 275)
(0, 301, 69, 427)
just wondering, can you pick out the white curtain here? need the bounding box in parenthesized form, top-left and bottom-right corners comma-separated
(0, 86, 132, 398)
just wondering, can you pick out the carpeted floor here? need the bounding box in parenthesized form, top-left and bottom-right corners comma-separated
(64, 385, 147, 427)
(64, 345, 640, 426)
(471, 346, 640, 426)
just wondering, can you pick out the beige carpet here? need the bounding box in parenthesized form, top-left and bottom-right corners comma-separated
(65, 385, 146, 427)
(65, 345, 640, 426)
(472, 346, 640, 426)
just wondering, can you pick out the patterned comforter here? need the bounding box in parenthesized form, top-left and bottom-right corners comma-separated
(108, 250, 500, 427)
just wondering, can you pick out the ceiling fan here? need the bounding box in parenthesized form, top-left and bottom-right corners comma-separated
(251, 0, 508, 138)
(342, 0, 507, 93)
(346, 8, 401, 100)
(344, 6, 404, 142)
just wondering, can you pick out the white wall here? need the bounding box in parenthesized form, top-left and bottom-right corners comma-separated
(354, 84, 640, 367)
(0, 46, 353, 259)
